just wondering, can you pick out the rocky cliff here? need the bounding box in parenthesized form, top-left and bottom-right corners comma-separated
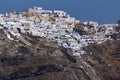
(0, 29, 91, 80)
(83, 41, 120, 80)
(0, 29, 120, 80)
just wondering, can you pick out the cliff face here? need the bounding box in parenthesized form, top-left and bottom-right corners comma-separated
(83, 41, 120, 80)
(0, 29, 120, 80)
(0, 29, 91, 80)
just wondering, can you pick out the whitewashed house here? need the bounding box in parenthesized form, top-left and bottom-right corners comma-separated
(92, 34, 107, 44)
(0, 26, 3, 29)
(73, 49, 86, 56)
(54, 10, 68, 17)
(105, 26, 115, 35)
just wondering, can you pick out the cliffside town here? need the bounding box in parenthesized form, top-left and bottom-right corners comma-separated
(0, 7, 119, 56)
(0, 7, 120, 80)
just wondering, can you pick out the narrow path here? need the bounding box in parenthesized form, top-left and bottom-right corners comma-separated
(71, 69, 80, 80)
(78, 58, 101, 80)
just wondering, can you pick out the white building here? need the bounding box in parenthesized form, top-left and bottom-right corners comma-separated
(83, 21, 99, 27)
(54, 10, 68, 17)
(105, 26, 115, 35)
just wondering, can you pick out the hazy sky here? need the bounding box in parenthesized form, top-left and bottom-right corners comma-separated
(0, 0, 120, 24)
